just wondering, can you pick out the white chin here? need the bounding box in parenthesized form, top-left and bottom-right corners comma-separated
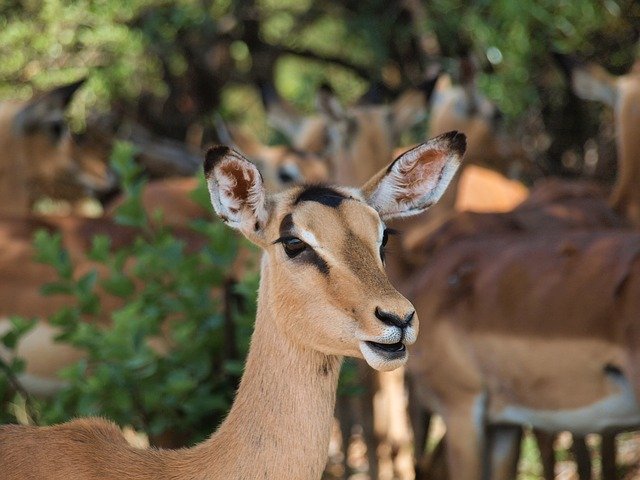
(359, 341, 408, 372)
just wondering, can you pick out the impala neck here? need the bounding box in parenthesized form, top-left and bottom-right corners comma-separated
(189, 256, 342, 479)
(611, 81, 640, 227)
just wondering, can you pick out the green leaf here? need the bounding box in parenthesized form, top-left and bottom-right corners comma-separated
(41, 281, 73, 296)
(102, 273, 136, 298)
(88, 235, 112, 262)
(223, 360, 244, 376)
(76, 270, 99, 296)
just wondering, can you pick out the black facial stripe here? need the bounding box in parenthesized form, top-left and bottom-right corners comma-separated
(277, 212, 329, 275)
(300, 248, 330, 276)
(294, 185, 348, 208)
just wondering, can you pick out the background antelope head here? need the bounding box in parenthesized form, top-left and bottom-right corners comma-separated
(261, 80, 439, 186)
(204, 131, 465, 371)
(4, 80, 116, 208)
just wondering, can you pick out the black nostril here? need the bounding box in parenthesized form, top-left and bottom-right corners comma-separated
(375, 307, 413, 329)
(404, 311, 415, 326)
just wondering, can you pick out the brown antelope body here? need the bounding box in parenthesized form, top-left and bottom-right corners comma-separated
(0, 132, 463, 480)
(0, 81, 115, 215)
(406, 219, 640, 480)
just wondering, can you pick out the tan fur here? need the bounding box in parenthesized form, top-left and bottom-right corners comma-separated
(0, 86, 115, 215)
(0, 137, 461, 480)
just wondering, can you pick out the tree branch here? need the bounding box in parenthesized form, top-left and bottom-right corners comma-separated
(276, 46, 372, 80)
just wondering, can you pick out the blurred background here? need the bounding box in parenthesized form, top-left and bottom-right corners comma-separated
(1, 1, 640, 479)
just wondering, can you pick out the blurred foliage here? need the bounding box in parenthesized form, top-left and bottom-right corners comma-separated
(0, 317, 37, 424)
(1, 0, 637, 122)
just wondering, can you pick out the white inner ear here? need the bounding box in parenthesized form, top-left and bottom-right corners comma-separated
(211, 156, 268, 229)
(370, 146, 458, 219)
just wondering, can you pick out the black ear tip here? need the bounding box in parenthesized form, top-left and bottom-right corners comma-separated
(318, 82, 335, 95)
(204, 145, 231, 177)
(552, 52, 582, 78)
(440, 130, 467, 155)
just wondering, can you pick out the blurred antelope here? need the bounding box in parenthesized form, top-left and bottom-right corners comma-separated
(0, 133, 462, 480)
(557, 54, 640, 227)
(0, 81, 116, 214)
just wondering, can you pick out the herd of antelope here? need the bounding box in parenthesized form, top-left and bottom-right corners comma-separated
(0, 53, 639, 480)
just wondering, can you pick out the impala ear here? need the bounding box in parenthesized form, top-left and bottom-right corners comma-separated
(204, 146, 268, 236)
(362, 131, 465, 220)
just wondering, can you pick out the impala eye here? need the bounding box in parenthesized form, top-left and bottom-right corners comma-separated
(282, 237, 306, 258)
(380, 228, 397, 263)
(382, 229, 389, 247)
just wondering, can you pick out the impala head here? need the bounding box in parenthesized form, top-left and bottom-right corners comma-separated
(205, 131, 465, 371)
(261, 80, 439, 185)
(6, 80, 116, 201)
(428, 62, 504, 167)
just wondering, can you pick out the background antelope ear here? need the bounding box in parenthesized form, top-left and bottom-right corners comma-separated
(362, 131, 465, 220)
(316, 83, 347, 122)
(14, 79, 86, 134)
(204, 146, 268, 235)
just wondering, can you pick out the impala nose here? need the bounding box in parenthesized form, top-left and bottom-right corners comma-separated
(375, 307, 414, 329)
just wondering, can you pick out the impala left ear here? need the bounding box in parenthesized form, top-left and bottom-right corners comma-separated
(362, 131, 465, 220)
(204, 146, 269, 237)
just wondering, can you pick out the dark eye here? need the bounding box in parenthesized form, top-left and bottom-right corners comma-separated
(278, 168, 295, 184)
(380, 229, 389, 262)
(48, 120, 66, 141)
(283, 237, 306, 258)
(382, 229, 389, 247)
(380, 228, 398, 263)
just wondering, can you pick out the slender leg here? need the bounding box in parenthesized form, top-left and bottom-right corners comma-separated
(335, 394, 354, 478)
(406, 373, 432, 469)
(572, 435, 592, 480)
(534, 430, 557, 480)
(487, 425, 523, 480)
(600, 433, 617, 480)
(442, 401, 486, 480)
(356, 361, 378, 479)
(415, 436, 449, 480)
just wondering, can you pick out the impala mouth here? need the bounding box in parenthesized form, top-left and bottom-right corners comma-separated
(365, 340, 406, 356)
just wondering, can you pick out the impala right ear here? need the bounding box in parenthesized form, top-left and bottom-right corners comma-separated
(362, 131, 465, 220)
(204, 146, 268, 236)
